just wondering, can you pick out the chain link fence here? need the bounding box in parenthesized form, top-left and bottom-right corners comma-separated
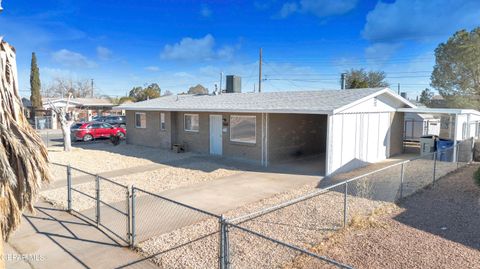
(228, 139, 474, 255)
(53, 138, 473, 268)
(64, 165, 131, 246)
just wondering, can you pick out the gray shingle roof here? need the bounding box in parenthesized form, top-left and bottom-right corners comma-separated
(118, 88, 391, 114)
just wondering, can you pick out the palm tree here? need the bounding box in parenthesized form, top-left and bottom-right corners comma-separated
(0, 39, 51, 265)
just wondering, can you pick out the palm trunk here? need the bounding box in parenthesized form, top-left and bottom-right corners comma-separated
(0, 38, 51, 265)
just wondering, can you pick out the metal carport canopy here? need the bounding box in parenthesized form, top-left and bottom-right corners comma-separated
(397, 107, 480, 116)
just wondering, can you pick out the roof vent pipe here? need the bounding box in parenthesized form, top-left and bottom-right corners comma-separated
(340, 73, 347, 90)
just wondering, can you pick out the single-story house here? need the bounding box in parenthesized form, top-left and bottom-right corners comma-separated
(41, 97, 120, 128)
(118, 87, 417, 176)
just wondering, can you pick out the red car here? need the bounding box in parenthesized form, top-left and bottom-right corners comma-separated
(71, 122, 126, 142)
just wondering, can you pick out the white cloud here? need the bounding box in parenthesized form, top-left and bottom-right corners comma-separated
(96, 46, 112, 60)
(279, 2, 298, 18)
(362, 0, 480, 42)
(52, 49, 96, 68)
(161, 34, 235, 61)
(365, 43, 402, 66)
(144, 66, 160, 72)
(279, 0, 357, 18)
(200, 5, 212, 17)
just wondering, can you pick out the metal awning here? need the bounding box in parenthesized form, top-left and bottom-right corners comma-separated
(397, 107, 480, 116)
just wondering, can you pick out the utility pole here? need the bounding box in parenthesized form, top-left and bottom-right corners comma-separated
(219, 72, 223, 93)
(91, 79, 94, 98)
(397, 83, 400, 95)
(258, 48, 262, 93)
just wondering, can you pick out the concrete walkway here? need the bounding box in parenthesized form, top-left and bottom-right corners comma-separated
(91, 170, 321, 243)
(6, 201, 158, 269)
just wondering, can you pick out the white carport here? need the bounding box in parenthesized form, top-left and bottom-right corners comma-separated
(398, 107, 480, 161)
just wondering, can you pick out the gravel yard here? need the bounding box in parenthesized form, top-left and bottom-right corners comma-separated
(48, 143, 195, 180)
(138, 180, 392, 269)
(41, 161, 240, 211)
(287, 164, 480, 269)
(135, 157, 469, 269)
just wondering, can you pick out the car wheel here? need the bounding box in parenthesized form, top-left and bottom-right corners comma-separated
(116, 132, 125, 138)
(83, 134, 93, 142)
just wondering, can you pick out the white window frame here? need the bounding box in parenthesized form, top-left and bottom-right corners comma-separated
(230, 115, 256, 144)
(135, 112, 146, 128)
(184, 113, 199, 132)
(160, 112, 166, 130)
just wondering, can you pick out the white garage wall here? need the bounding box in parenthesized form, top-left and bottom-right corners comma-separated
(327, 112, 391, 175)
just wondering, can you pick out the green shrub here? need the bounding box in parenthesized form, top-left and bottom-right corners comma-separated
(474, 167, 480, 187)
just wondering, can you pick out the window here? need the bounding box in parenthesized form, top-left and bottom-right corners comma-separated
(89, 123, 102, 129)
(135, 112, 146, 128)
(230, 115, 256, 144)
(184, 114, 199, 132)
(160, 113, 166, 130)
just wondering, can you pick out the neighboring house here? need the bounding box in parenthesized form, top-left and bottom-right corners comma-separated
(118, 87, 416, 175)
(429, 95, 447, 108)
(43, 97, 118, 125)
(404, 113, 440, 141)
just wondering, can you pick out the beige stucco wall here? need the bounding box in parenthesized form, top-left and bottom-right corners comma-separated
(268, 114, 327, 163)
(126, 110, 172, 148)
(389, 112, 404, 156)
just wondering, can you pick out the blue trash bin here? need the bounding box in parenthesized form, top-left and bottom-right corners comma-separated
(436, 139, 454, 161)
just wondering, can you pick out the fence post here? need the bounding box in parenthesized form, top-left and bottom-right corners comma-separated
(399, 163, 404, 200)
(470, 137, 474, 163)
(225, 222, 230, 269)
(219, 215, 225, 269)
(127, 186, 131, 247)
(67, 165, 72, 212)
(95, 175, 100, 225)
(343, 182, 348, 228)
(131, 186, 136, 248)
(432, 152, 437, 188)
(456, 144, 459, 169)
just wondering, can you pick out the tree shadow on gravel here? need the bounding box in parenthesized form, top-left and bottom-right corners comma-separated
(393, 165, 480, 250)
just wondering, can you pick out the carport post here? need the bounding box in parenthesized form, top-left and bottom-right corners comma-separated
(95, 175, 100, 225)
(432, 152, 437, 188)
(67, 165, 72, 212)
(343, 182, 348, 228)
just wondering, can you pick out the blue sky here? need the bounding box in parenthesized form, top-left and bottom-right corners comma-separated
(2, 0, 480, 98)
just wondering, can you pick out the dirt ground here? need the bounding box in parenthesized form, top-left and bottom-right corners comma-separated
(292, 164, 480, 269)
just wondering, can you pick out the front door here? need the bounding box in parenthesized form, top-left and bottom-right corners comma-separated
(209, 115, 223, 155)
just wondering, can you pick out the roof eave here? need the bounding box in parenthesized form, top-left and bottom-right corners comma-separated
(115, 107, 333, 115)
